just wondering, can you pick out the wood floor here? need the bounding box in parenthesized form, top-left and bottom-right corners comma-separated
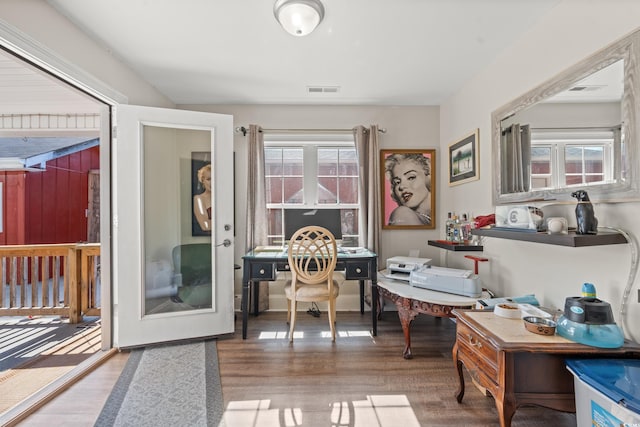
(15, 310, 577, 426)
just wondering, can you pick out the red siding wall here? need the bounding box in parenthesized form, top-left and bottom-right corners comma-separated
(0, 146, 100, 245)
(0, 172, 27, 245)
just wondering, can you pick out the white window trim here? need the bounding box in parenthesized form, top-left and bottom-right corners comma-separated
(264, 135, 359, 243)
(531, 129, 614, 189)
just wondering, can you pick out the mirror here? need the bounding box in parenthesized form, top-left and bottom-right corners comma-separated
(493, 29, 640, 204)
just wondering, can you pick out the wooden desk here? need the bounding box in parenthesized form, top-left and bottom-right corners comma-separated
(241, 248, 378, 339)
(377, 278, 477, 359)
(451, 309, 640, 427)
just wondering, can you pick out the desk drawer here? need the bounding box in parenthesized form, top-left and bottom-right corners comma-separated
(276, 262, 291, 272)
(250, 262, 276, 280)
(456, 321, 498, 381)
(344, 261, 371, 280)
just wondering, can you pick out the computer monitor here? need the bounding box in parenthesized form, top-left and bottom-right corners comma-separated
(284, 208, 343, 241)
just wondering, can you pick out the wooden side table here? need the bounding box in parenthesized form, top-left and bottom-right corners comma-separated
(451, 309, 640, 427)
(377, 278, 477, 359)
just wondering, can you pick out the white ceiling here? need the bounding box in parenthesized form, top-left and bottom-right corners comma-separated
(7, 0, 560, 109)
(0, 48, 100, 114)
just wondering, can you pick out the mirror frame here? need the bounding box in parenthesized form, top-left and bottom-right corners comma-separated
(492, 29, 640, 205)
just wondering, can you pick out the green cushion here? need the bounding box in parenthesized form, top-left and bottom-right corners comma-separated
(178, 283, 212, 308)
(172, 243, 213, 307)
(172, 243, 212, 285)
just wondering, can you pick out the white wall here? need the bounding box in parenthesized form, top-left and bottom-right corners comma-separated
(179, 104, 442, 310)
(440, 0, 640, 343)
(0, 0, 173, 108)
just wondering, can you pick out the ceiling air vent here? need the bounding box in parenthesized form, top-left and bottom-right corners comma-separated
(307, 86, 340, 94)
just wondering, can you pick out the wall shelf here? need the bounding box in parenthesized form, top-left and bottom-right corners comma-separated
(472, 227, 627, 247)
(428, 240, 483, 251)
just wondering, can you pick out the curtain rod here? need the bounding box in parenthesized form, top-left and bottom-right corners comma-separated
(235, 126, 386, 136)
(531, 126, 621, 131)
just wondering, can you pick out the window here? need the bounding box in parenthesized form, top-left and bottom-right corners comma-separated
(530, 129, 615, 190)
(264, 136, 359, 245)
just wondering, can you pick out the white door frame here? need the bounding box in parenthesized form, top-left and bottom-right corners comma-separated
(0, 21, 127, 350)
(114, 105, 234, 347)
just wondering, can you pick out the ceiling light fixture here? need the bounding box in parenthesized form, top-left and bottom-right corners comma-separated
(274, 0, 325, 37)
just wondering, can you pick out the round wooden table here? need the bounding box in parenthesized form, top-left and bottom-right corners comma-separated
(377, 277, 478, 359)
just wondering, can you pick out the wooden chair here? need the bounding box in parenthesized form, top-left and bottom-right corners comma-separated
(285, 225, 339, 342)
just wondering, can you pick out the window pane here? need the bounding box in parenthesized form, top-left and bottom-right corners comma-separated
(341, 209, 358, 236)
(283, 177, 303, 203)
(338, 149, 358, 175)
(584, 146, 604, 173)
(318, 177, 337, 204)
(566, 175, 583, 185)
(265, 148, 283, 175)
(265, 177, 283, 204)
(265, 142, 359, 242)
(283, 148, 303, 175)
(565, 147, 583, 173)
(338, 177, 358, 204)
(531, 147, 551, 174)
(267, 209, 283, 245)
(531, 176, 551, 188)
(318, 148, 338, 176)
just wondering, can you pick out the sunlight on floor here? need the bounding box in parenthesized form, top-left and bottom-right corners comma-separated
(221, 395, 419, 427)
(258, 330, 372, 340)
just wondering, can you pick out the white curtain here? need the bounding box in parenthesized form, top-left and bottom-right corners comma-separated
(501, 123, 531, 193)
(244, 124, 268, 312)
(354, 125, 381, 310)
(245, 124, 268, 251)
(353, 125, 381, 255)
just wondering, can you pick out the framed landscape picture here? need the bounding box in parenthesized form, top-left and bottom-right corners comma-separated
(380, 149, 436, 230)
(449, 129, 479, 186)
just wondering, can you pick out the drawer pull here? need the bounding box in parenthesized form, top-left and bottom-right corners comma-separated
(259, 268, 265, 275)
(468, 334, 483, 348)
(355, 267, 362, 273)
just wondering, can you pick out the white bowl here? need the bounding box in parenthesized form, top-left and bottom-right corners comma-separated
(494, 303, 521, 319)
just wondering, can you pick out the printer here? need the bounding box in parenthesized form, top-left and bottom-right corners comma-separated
(409, 265, 483, 298)
(383, 256, 431, 282)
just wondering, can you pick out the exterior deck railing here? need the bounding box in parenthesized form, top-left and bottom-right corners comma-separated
(0, 243, 101, 323)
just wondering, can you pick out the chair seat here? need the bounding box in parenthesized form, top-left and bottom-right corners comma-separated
(284, 280, 340, 301)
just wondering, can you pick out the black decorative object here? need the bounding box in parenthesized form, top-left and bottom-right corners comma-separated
(571, 190, 598, 235)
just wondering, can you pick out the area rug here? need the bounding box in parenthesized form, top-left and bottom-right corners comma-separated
(94, 339, 223, 427)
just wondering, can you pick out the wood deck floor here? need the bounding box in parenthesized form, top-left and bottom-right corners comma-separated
(16, 311, 577, 426)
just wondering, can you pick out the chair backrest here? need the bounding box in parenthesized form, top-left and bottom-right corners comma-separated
(287, 226, 338, 285)
(172, 243, 212, 286)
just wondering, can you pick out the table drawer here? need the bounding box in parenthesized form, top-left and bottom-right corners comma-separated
(344, 261, 371, 280)
(250, 262, 276, 280)
(456, 321, 499, 381)
(276, 262, 291, 271)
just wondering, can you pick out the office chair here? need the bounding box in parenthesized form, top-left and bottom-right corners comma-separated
(285, 225, 339, 342)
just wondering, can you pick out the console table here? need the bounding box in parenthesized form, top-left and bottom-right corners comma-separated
(451, 309, 640, 427)
(377, 278, 477, 359)
(241, 248, 378, 339)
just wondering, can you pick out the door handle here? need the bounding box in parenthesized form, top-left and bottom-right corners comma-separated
(216, 239, 232, 247)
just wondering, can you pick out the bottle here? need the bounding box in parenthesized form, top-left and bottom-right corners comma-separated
(452, 214, 460, 243)
(460, 213, 470, 244)
(445, 212, 454, 241)
(470, 216, 480, 245)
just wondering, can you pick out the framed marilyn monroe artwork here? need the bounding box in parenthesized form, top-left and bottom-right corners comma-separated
(380, 149, 436, 230)
(191, 151, 212, 236)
